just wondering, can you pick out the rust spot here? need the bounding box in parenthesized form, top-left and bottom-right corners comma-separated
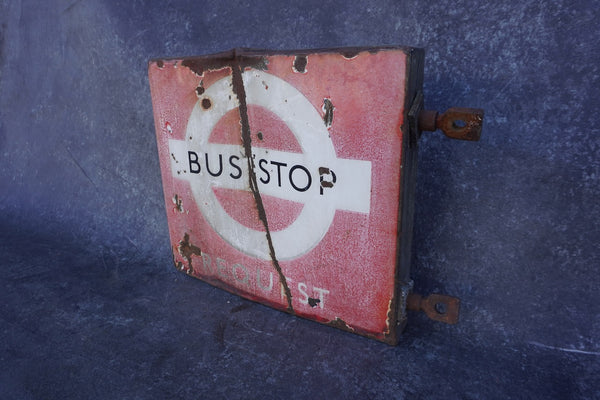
(181, 50, 268, 77)
(195, 82, 205, 96)
(257, 131, 263, 141)
(156, 59, 164, 68)
(318, 166, 336, 194)
(322, 98, 334, 127)
(181, 59, 207, 76)
(244, 56, 269, 71)
(172, 194, 183, 213)
(293, 55, 307, 73)
(328, 317, 354, 331)
(308, 297, 320, 307)
(178, 233, 202, 274)
(342, 51, 359, 59)
(172, 253, 184, 271)
(201, 98, 212, 109)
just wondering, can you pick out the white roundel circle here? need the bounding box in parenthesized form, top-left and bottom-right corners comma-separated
(186, 70, 337, 260)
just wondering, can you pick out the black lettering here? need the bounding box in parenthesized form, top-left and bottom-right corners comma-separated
(229, 155, 242, 179)
(188, 151, 200, 174)
(289, 165, 312, 192)
(205, 153, 223, 177)
(259, 158, 270, 184)
(271, 161, 287, 187)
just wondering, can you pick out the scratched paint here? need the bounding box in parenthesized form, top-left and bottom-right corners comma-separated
(148, 47, 420, 343)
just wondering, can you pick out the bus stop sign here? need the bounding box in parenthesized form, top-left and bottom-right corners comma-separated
(148, 47, 482, 344)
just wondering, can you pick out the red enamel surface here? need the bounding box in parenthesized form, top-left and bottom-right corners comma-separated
(148, 49, 408, 340)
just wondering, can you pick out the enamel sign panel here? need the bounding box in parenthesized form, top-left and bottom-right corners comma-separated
(148, 47, 423, 344)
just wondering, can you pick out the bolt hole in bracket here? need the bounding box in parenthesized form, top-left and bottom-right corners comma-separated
(419, 107, 484, 141)
(406, 293, 460, 324)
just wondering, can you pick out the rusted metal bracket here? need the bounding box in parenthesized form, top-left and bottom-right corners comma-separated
(406, 94, 468, 326)
(419, 107, 484, 141)
(406, 293, 460, 324)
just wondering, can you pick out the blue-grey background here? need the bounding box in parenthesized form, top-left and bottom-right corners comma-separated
(1, 1, 598, 399)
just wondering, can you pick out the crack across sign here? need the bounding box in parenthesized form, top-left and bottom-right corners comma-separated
(230, 56, 294, 313)
(174, 50, 294, 313)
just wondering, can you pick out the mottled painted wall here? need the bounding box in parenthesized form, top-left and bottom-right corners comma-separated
(0, 1, 598, 398)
